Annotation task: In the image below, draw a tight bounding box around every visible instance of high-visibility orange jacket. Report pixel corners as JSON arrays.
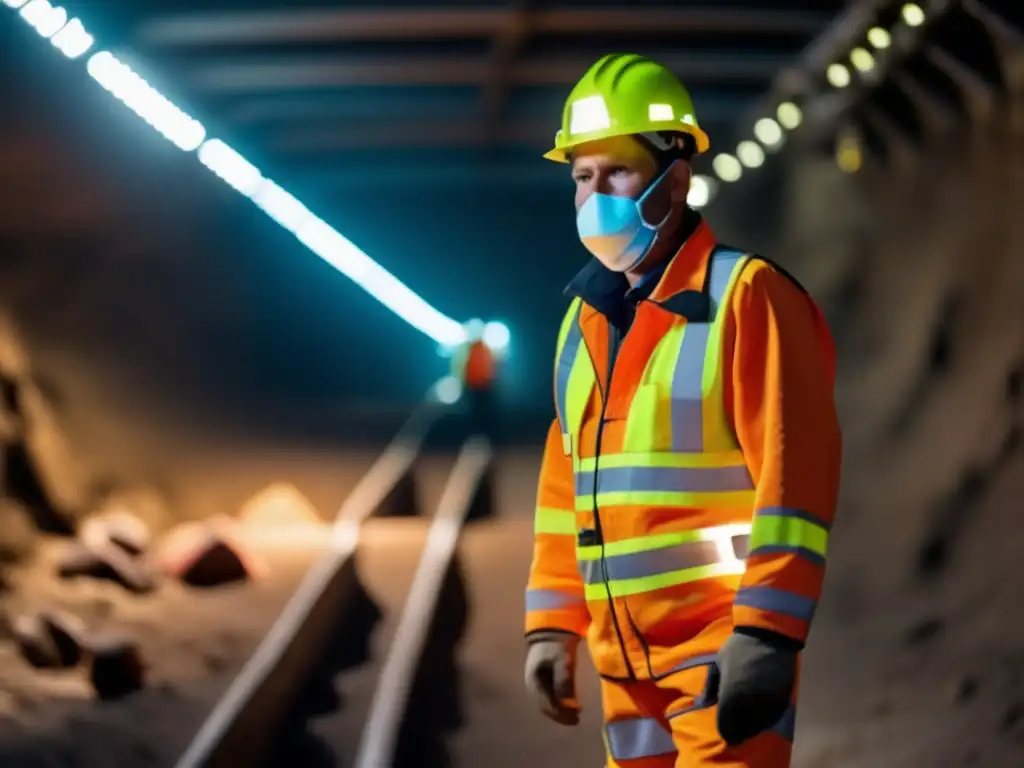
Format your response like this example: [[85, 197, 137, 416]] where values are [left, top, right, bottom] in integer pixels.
[[453, 339, 496, 390], [525, 220, 842, 681]]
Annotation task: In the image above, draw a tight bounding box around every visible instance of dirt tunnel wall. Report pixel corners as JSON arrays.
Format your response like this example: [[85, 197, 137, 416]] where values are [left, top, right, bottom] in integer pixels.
[[709, 18, 1024, 764]]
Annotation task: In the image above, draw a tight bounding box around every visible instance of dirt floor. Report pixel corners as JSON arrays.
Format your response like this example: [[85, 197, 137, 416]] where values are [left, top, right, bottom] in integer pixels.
[[0, 312, 1022, 768], [0, 329, 401, 766], [0, 534, 324, 767]]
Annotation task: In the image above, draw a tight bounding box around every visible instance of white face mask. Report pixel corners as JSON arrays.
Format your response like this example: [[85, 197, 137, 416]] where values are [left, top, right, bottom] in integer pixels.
[[575, 161, 677, 272]]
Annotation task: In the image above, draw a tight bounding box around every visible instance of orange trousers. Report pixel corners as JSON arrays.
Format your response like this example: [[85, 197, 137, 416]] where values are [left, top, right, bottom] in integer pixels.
[[598, 621, 796, 767]]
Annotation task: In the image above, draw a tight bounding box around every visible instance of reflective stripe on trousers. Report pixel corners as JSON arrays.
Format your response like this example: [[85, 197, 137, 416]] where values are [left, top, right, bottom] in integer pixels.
[[606, 717, 676, 761], [605, 707, 797, 762]]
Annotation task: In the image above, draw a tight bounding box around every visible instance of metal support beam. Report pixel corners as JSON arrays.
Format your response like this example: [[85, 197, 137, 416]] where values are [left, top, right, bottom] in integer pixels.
[[480, 1, 536, 148], [180, 52, 787, 94], [291, 160, 570, 192], [257, 116, 735, 153], [219, 88, 748, 128], [263, 119, 570, 153], [135, 8, 835, 47]]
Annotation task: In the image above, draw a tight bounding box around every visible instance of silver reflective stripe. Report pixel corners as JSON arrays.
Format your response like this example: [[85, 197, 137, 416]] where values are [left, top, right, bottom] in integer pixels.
[[773, 706, 797, 742], [708, 249, 744, 317], [734, 586, 817, 621], [525, 588, 585, 612], [732, 534, 750, 559], [669, 322, 708, 452], [555, 301, 584, 437], [574, 464, 754, 497], [669, 247, 745, 452], [605, 717, 675, 760], [579, 540, 722, 585]]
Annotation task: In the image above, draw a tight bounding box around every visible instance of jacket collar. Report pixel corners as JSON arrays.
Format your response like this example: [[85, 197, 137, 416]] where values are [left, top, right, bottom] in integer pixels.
[[564, 212, 717, 323]]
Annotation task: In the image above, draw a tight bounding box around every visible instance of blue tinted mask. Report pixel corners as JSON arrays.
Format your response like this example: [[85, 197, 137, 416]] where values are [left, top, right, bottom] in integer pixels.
[[575, 161, 677, 273]]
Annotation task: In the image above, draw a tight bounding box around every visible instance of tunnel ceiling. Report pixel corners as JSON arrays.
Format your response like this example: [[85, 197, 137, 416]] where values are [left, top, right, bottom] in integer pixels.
[[84, 0, 848, 189], [9, 1, 1017, 230]]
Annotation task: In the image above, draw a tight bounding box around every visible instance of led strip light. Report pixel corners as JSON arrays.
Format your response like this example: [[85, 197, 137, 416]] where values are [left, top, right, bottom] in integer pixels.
[[3, 0, 516, 352]]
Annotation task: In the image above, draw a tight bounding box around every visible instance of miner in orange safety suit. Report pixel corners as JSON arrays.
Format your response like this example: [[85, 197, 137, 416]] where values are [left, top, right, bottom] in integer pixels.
[[523, 54, 842, 767], [452, 334, 498, 439]]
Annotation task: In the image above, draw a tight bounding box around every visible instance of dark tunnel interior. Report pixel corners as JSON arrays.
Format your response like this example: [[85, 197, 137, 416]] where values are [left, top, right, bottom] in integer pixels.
[[0, 2, 1022, 766]]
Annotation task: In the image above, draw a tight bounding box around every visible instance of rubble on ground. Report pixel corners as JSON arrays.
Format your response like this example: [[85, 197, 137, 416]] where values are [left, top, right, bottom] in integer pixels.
[[155, 516, 266, 587], [1, 310, 91, 535], [0, 308, 300, 727], [85, 634, 146, 701], [11, 609, 86, 670], [239, 481, 322, 528], [0, 499, 36, 564]]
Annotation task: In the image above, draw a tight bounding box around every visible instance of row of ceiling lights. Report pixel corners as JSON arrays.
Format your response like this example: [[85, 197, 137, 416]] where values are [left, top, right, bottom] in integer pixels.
[[689, 2, 928, 208], [3, 0, 476, 347], [8, 0, 918, 230]]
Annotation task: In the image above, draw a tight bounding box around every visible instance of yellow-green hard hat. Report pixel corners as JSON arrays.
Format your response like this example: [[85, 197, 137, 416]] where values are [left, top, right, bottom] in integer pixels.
[[544, 53, 711, 163]]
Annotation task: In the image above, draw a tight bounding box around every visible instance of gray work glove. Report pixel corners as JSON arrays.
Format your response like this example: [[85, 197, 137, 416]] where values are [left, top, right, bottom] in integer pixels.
[[524, 630, 581, 726], [709, 629, 799, 746]]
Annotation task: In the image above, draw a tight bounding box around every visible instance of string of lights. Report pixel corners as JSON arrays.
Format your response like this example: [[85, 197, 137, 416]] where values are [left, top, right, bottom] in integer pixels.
[[2, 0, 505, 352], [692, 2, 937, 209]]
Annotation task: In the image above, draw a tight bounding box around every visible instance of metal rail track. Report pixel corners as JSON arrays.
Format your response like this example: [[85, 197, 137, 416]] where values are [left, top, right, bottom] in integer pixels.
[[173, 389, 493, 768]]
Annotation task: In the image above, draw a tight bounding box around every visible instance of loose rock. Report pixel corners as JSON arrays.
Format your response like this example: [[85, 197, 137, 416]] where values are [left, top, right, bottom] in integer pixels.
[[0, 497, 38, 564], [239, 482, 322, 527], [12, 609, 86, 669], [80, 508, 151, 557], [85, 634, 145, 701], [55, 539, 156, 594], [156, 519, 265, 587], [56, 541, 106, 579], [85, 484, 169, 542]]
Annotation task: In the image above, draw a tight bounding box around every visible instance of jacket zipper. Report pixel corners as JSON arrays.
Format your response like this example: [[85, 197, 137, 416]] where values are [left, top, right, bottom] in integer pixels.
[[589, 321, 637, 681]]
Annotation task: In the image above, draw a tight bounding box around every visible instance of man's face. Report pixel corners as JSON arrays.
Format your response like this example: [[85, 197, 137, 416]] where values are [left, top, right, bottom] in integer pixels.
[[571, 136, 658, 211], [570, 135, 693, 275]]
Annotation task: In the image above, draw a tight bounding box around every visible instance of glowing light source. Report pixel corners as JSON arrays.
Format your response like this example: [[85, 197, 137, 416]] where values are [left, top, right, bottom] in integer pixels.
[[2, 2, 474, 348], [826, 63, 851, 88], [687, 175, 712, 208], [50, 17, 92, 58], [712, 154, 742, 182], [867, 26, 891, 50], [850, 47, 875, 73], [482, 321, 510, 352], [86, 52, 206, 151], [434, 376, 463, 405], [19, 0, 66, 38], [753, 117, 783, 148], [736, 141, 765, 169], [776, 102, 803, 131], [901, 3, 925, 27], [836, 135, 863, 174]]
